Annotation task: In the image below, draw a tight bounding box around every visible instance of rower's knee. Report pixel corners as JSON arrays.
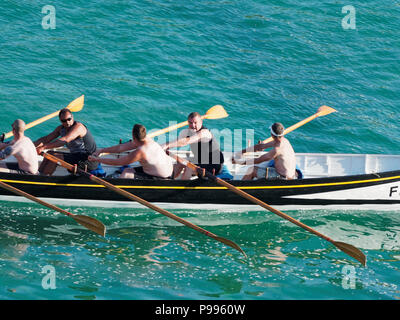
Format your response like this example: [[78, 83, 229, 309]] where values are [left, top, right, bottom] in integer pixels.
[[120, 168, 135, 179]]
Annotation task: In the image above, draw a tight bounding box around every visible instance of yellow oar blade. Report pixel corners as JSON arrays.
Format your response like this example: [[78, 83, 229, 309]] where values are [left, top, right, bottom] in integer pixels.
[[3, 95, 85, 140], [203, 105, 229, 120], [317, 105, 337, 117], [66, 95, 85, 112], [147, 104, 228, 139], [258, 105, 337, 144]]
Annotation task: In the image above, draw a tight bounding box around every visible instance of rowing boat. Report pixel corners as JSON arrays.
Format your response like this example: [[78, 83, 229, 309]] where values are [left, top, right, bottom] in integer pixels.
[[1, 151, 400, 211]]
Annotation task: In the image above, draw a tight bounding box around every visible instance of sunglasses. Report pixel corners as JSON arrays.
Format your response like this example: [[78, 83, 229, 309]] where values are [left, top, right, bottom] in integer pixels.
[[60, 117, 72, 123]]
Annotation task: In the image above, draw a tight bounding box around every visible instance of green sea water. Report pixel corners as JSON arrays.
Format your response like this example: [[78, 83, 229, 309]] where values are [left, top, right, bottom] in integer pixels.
[[0, 0, 399, 300]]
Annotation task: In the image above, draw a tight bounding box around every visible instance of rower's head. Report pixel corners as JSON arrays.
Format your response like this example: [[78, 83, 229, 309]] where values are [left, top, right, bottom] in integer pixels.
[[132, 124, 147, 142], [188, 112, 202, 132], [59, 109, 74, 128], [270, 122, 285, 140], [12, 119, 26, 135]]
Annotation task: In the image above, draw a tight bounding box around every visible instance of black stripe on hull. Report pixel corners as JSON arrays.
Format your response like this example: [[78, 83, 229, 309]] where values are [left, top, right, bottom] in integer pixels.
[[1, 170, 400, 206]]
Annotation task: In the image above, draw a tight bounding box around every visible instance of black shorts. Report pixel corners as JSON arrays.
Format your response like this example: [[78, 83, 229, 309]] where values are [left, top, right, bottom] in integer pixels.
[[196, 163, 223, 175], [133, 166, 172, 180], [62, 152, 99, 172], [6, 162, 31, 174]]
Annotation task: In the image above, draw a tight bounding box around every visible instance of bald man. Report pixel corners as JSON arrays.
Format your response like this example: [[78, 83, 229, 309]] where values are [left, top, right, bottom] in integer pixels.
[[0, 120, 38, 174]]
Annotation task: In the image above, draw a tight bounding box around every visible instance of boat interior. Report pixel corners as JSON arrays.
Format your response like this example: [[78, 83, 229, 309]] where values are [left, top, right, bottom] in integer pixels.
[[3, 150, 400, 180]]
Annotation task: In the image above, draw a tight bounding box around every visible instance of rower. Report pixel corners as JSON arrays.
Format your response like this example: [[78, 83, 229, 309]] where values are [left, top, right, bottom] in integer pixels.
[[232, 122, 297, 180], [0, 119, 38, 174], [34, 108, 98, 175], [89, 124, 174, 179], [162, 112, 224, 179]]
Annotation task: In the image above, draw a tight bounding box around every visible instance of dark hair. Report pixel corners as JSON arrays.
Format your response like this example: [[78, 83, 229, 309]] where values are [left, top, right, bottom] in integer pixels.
[[59, 108, 72, 118], [271, 122, 284, 136], [132, 124, 146, 141], [188, 112, 201, 120]]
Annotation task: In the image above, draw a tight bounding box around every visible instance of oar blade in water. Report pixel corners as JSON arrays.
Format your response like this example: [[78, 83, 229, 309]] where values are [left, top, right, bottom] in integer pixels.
[[334, 241, 366, 266], [73, 215, 106, 237], [214, 236, 247, 259]]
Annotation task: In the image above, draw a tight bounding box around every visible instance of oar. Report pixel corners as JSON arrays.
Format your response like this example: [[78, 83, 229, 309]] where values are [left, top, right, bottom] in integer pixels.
[[169, 153, 366, 266], [1, 95, 85, 142], [261, 105, 337, 144], [147, 105, 228, 139], [41, 152, 247, 258], [0, 179, 106, 236]]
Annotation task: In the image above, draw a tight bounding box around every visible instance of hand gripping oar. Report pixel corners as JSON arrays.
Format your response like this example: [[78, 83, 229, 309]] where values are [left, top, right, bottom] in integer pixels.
[[1, 95, 85, 142], [41, 152, 247, 258], [0, 179, 106, 236], [169, 153, 366, 266], [147, 105, 228, 139]]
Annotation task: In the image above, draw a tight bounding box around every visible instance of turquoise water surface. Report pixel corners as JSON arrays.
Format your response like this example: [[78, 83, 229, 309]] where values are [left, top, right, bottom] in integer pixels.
[[0, 1, 399, 300]]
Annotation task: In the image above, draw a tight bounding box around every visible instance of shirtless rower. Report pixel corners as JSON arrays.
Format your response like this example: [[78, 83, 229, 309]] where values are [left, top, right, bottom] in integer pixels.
[[232, 122, 296, 180], [0, 119, 38, 174], [88, 124, 174, 179]]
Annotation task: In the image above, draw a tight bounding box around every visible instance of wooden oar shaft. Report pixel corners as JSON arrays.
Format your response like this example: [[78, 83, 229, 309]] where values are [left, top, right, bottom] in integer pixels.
[[42, 152, 246, 257], [4, 95, 84, 140], [172, 154, 366, 265], [261, 106, 336, 144], [147, 105, 227, 139], [0, 179, 72, 217], [147, 120, 190, 139], [0, 179, 106, 236], [215, 176, 334, 243]]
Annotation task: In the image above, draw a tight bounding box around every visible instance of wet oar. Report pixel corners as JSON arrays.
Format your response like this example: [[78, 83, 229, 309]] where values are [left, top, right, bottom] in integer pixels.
[[0, 179, 105, 236], [147, 105, 228, 139], [170, 153, 366, 266], [41, 152, 246, 258], [1, 95, 85, 142]]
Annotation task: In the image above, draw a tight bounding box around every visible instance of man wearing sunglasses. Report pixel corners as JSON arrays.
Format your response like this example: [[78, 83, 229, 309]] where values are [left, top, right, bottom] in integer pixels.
[[34, 108, 98, 175]]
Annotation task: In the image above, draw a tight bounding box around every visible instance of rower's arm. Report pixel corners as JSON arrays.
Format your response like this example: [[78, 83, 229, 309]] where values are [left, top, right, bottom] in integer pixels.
[[91, 149, 142, 166], [237, 141, 274, 155], [97, 140, 137, 155], [0, 145, 14, 160], [34, 126, 61, 147], [40, 124, 86, 150], [234, 149, 276, 166], [163, 132, 205, 150]]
